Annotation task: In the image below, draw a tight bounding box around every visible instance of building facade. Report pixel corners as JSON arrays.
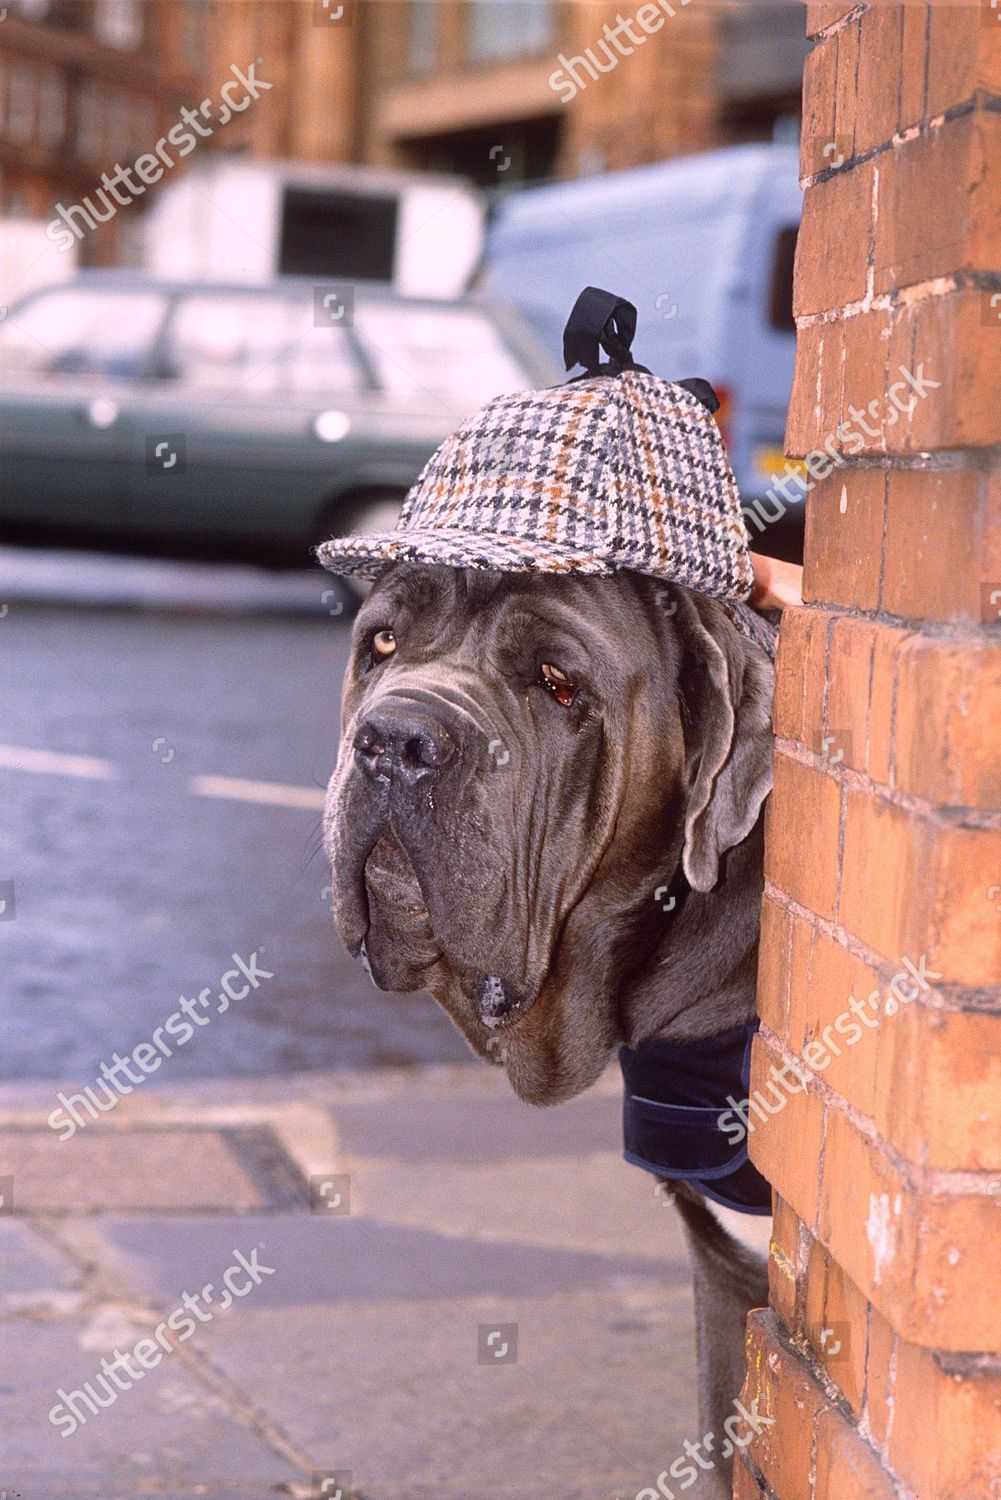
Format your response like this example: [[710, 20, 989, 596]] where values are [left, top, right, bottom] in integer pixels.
[[0, 0, 806, 268]]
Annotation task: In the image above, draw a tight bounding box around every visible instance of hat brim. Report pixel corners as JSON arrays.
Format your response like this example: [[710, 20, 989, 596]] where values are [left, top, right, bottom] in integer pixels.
[[317, 525, 616, 581]]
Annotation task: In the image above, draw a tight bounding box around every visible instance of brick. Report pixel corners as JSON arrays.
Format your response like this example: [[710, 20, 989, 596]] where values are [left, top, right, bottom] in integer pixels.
[[891, 634, 1001, 807], [749, 1029, 827, 1231], [854, 5, 904, 154], [807, 4, 854, 39], [799, 927, 884, 1120], [866, 621, 908, 786], [931, 823, 1001, 988], [816, 1105, 1001, 1350], [886, 289, 1001, 452], [768, 1219, 798, 1330], [887, 1338, 1001, 1498], [863, 1305, 896, 1450], [765, 753, 842, 921], [899, 3, 929, 130], [786, 319, 845, 459], [816, 1108, 912, 1323], [881, 468, 996, 624], [826, 616, 876, 772], [840, 794, 1001, 986], [805, 1241, 868, 1412], [833, 14, 860, 163], [742, 1308, 833, 1500], [839, 309, 892, 452], [794, 161, 874, 317], [772, 606, 833, 743], [876, 1002, 1001, 1171], [757, 892, 792, 1034], [874, 112, 1001, 292], [815, 1406, 901, 1500], [801, 36, 839, 180], [839, 788, 935, 960], [772, 1192, 803, 1279], [912, 1191, 1001, 1350], [732, 1457, 767, 1500], [785, 909, 816, 1057], [977, 13, 1001, 93], [803, 469, 885, 612], [926, 4, 982, 118]]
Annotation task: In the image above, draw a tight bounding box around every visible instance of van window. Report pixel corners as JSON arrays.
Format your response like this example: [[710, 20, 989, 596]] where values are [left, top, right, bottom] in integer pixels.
[[0, 287, 167, 378], [768, 226, 798, 333]]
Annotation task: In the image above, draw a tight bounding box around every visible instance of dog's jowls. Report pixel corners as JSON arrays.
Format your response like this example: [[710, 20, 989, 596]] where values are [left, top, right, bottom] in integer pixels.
[[325, 562, 774, 1494]]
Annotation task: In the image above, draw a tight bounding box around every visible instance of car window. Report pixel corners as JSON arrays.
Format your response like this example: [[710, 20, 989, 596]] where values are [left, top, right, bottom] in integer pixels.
[[354, 303, 532, 404], [768, 226, 798, 333], [163, 293, 364, 394], [0, 287, 168, 379]]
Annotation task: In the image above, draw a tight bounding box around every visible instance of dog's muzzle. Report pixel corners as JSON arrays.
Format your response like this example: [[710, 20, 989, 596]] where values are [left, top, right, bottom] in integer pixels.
[[344, 694, 529, 1026], [353, 700, 456, 787]]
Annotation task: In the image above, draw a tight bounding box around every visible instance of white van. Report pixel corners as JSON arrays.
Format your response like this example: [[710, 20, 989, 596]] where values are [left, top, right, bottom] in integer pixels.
[[481, 144, 802, 531], [140, 159, 485, 301]]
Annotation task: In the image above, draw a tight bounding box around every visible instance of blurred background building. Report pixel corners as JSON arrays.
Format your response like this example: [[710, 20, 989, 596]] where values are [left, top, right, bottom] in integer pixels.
[[0, 0, 808, 267]]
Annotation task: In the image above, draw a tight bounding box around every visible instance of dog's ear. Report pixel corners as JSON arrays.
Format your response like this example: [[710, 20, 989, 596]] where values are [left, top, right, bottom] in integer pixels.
[[673, 594, 774, 893]]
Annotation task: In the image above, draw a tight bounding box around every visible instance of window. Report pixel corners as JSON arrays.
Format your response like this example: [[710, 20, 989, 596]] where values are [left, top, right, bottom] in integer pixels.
[[468, 0, 554, 62], [279, 188, 399, 282], [4, 64, 35, 146], [408, 0, 437, 75], [353, 304, 531, 405], [768, 226, 797, 333], [36, 71, 67, 150], [0, 289, 168, 379], [93, 0, 143, 50], [180, 0, 210, 71], [162, 294, 364, 394]]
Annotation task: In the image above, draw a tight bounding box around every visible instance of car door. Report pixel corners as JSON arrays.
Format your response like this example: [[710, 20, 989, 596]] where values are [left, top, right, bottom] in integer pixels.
[[0, 284, 171, 533], [122, 287, 371, 547]]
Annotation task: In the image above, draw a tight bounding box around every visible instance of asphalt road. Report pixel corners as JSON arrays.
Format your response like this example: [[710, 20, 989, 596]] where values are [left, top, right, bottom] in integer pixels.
[[0, 549, 471, 1083]]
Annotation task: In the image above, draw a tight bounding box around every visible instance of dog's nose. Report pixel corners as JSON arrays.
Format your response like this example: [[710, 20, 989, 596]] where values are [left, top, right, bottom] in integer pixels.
[[353, 703, 455, 786]]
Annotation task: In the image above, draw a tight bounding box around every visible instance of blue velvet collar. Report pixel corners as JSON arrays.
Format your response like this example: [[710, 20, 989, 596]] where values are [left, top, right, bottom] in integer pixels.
[[619, 1019, 772, 1215]]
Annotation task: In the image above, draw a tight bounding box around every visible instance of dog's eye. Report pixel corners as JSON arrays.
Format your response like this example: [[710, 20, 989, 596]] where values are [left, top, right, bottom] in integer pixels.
[[371, 629, 397, 661], [540, 662, 577, 708]]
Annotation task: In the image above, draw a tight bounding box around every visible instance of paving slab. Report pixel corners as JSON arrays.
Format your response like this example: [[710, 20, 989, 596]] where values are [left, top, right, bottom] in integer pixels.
[[0, 1064, 703, 1499], [0, 1124, 308, 1213], [0, 1319, 298, 1494], [0, 1218, 82, 1299]]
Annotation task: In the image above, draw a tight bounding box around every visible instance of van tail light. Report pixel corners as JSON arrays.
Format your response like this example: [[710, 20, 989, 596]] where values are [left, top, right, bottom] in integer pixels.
[[712, 383, 733, 452]]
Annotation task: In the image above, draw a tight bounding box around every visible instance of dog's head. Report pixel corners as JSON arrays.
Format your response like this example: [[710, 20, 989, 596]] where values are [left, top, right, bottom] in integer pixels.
[[325, 564, 773, 1105]]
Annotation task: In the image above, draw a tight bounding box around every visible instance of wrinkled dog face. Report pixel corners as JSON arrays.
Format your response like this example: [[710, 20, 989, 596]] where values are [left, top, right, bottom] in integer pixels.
[[325, 564, 772, 1105]]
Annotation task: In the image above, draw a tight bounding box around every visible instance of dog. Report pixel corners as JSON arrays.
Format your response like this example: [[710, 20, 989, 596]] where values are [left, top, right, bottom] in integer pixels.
[[324, 559, 775, 1495]]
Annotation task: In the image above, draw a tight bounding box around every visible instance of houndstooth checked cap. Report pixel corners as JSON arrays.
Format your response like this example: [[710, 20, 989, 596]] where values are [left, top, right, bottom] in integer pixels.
[[318, 289, 754, 603]]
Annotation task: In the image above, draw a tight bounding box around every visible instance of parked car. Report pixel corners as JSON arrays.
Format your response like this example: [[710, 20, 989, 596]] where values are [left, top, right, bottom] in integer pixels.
[[0, 272, 558, 566], [480, 143, 805, 560]]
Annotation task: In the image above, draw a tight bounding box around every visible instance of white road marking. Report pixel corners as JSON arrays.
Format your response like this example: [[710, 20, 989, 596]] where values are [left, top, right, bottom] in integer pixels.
[[0, 744, 326, 809], [0, 744, 116, 780], [188, 774, 326, 810]]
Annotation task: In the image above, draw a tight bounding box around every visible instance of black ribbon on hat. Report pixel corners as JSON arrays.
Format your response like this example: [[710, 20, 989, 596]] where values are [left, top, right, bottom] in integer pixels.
[[562, 285, 721, 414]]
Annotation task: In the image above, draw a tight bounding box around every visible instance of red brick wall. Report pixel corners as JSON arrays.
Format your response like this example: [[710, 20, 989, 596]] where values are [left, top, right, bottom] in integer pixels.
[[737, 6, 1001, 1498]]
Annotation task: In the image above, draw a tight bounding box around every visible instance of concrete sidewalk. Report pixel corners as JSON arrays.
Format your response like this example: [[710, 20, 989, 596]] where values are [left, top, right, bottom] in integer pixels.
[[0, 1065, 700, 1500]]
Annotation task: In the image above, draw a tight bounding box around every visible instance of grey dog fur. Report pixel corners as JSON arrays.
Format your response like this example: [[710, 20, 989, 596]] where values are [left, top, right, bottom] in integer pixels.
[[325, 563, 774, 1493]]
